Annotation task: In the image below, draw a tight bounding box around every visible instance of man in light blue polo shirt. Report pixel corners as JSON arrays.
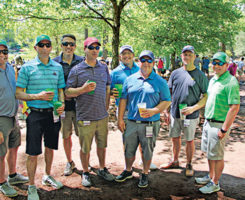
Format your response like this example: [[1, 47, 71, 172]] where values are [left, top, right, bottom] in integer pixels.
[[16, 35, 65, 200], [115, 50, 171, 188]]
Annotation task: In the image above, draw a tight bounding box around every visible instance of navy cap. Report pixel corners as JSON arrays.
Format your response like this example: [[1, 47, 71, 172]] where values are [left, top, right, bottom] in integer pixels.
[[139, 50, 155, 61], [182, 45, 195, 53], [119, 45, 134, 54]]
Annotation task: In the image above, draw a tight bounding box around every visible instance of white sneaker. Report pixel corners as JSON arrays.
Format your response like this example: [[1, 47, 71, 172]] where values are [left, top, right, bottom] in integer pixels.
[[28, 185, 39, 200], [139, 160, 158, 170], [42, 175, 63, 189], [64, 161, 75, 176]]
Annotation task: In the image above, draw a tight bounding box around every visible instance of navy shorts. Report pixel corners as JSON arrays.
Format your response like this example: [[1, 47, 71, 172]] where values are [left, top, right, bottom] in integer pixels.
[[26, 110, 61, 156]]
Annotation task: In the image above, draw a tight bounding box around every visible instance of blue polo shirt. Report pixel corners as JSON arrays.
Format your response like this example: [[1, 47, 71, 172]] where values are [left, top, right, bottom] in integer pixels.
[[110, 62, 139, 106], [0, 63, 18, 117], [66, 60, 111, 121], [121, 71, 171, 121], [17, 56, 66, 109]]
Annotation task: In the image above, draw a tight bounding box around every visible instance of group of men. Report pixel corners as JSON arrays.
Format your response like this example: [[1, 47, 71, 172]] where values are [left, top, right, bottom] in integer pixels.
[[0, 34, 240, 200]]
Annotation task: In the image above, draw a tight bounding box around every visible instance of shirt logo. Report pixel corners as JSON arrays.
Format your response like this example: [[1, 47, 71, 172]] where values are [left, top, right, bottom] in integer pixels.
[[53, 72, 57, 76]]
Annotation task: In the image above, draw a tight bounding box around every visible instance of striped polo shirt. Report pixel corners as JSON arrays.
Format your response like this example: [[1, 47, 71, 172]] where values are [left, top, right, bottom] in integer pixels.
[[17, 56, 66, 109], [205, 71, 240, 121], [66, 60, 111, 121]]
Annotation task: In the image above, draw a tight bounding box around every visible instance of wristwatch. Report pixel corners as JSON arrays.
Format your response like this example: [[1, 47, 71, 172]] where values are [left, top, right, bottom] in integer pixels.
[[220, 128, 227, 134]]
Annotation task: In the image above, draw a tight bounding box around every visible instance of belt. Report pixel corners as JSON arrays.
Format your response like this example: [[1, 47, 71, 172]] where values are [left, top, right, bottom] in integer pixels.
[[30, 107, 53, 113], [206, 119, 224, 123], [128, 119, 158, 124]]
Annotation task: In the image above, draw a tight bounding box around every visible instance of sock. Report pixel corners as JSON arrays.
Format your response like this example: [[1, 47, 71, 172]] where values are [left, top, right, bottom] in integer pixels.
[[0, 181, 7, 185], [9, 173, 17, 178]]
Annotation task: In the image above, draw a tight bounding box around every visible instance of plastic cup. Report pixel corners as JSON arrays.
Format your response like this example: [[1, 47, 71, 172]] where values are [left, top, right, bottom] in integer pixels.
[[45, 88, 55, 102], [179, 103, 187, 120], [87, 80, 96, 95], [137, 102, 146, 118], [53, 101, 63, 115], [114, 84, 123, 98]]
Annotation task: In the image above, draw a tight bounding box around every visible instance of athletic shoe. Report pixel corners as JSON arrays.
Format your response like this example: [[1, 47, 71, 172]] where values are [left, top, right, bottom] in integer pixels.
[[195, 174, 211, 185], [8, 173, 29, 185], [82, 172, 92, 187], [138, 173, 148, 188], [64, 161, 75, 176], [139, 160, 158, 170], [0, 182, 18, 197], [42, 175, 63, 189], [28, 185, 39, 200], [185, 163, 194, 177], [97, 167, 114, 181], [199, 180, 220, 194], [160, 160, 179, 169], [115, 170, 133, 182]]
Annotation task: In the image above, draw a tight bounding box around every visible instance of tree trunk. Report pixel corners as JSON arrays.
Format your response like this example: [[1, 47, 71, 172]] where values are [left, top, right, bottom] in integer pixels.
[[111, 27, 120, 69], [55, 36, 59, 56], [171, 52, 176, 70], [84, 28, 88, 39], [102, 28, 108, 59]]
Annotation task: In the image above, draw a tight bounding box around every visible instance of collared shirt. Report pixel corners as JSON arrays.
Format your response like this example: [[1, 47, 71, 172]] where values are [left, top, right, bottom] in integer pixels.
[[53, 53, 84, 111], [66, 60, 111, 121], [110, 62, 139, 106], [0, 63, 18, 117], [17, 56, 66, 109], [121, 71, 171, 121], [205, 71, 240, 121]]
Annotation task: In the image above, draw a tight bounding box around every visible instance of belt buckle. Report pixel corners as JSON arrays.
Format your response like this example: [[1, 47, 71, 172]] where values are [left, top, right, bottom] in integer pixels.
[[40, 109, 44, 112]]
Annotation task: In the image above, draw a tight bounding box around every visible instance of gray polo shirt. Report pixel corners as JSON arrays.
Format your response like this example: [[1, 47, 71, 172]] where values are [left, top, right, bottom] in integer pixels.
[[66, 60, 111, 121], [0, 63, 18, 117]]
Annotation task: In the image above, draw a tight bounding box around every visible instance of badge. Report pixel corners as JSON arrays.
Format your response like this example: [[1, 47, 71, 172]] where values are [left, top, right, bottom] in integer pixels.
[[184, 119, 190, 127], [146, 126, 153, 137]]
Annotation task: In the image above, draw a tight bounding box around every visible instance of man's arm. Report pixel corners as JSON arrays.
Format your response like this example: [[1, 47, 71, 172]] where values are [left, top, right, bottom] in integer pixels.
[[141, 101, 171, 118], [106, 85, 110, 110], [16, 87, 53, 101], [65, 81, 96, 98], [118, 98, 127, 132]]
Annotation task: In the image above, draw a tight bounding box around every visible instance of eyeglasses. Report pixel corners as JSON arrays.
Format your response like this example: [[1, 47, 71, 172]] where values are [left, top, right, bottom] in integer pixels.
[[140, 58, 153, 63], [212, 61, 225, 66], [0, 49, 8, 55], [62, 42, 75, 47], [37, 43, 52, 48], [87, 46, 100, 50]]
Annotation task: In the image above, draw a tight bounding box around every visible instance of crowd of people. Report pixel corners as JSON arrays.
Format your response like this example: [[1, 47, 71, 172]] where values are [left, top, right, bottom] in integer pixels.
[[0, 34, 241, 200]]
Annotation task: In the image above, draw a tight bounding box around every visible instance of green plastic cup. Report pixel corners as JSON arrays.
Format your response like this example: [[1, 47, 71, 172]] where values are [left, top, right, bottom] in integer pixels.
[[87, 80, 96, 95], [114, 84, 123, 98], [179, 103, 187, 120], [53, 101, 63, 115]]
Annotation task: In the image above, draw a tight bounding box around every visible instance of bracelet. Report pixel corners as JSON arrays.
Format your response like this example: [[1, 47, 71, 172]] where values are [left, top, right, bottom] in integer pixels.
[[220, 128, 227, 134]]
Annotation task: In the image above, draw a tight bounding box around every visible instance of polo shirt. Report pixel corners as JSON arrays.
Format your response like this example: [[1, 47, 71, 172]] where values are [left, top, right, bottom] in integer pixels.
[[168, 67, 208, 119], [0, 63, 18, 117], [66, 60, 111, 121], [53, 53, 84, 111], [110, 62, 139, 106], [121, 71, 171, 121], [17, 56, 66, 109], [202, 59, 210, 70], [205, 71, 240, 121]]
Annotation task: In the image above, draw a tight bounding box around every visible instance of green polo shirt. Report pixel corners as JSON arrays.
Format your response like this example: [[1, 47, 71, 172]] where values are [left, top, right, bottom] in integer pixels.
[[205, 71, 240, 121]]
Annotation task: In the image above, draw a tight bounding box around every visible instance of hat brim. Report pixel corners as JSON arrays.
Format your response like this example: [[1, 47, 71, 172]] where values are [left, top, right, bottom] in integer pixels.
[[139, 54, 154, 60]]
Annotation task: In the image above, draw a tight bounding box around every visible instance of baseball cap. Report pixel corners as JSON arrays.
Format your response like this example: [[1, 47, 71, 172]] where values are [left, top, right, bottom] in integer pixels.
[[84, 37, 101, 48], [212, 52, 229, 63], [35, 35, 51, 45], [119, 45, 134, 54], [0, 40, 8, 49], [139, 50, 155, 61], [182, 45, 195, 53]]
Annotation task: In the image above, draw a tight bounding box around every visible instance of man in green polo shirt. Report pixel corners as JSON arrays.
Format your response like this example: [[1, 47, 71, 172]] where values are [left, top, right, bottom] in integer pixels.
[[195, 52, 240, 194]]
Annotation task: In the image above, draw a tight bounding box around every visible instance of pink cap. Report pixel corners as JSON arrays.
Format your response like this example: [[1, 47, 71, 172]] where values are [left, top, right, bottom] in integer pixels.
[[84, 37, 101, 48]]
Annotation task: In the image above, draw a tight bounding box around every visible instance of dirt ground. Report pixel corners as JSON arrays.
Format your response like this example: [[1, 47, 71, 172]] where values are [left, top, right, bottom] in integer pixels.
[[1, 77, 245, 200]]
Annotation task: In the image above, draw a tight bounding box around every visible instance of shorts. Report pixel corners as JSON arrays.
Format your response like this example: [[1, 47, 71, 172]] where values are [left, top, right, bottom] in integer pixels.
[[201, 120, 230, 160], [238, 69, 243, 76], [77, 117, 108, 154], [123, 120, 160, 161], [169, 115, 199, 141], [26, 110, 61, 156], [0, 116, 21, 157], [61, 111, 78, 139]]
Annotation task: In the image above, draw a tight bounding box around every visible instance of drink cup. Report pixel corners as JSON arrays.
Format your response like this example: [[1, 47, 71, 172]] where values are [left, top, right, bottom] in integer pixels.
[[114, 84, 123, 98], [138, 102, 146, 118], [87, 80, 96, 95], [53, 101, 63, 115], [45, 88, 55, 102], [179, 103, 187, 120]]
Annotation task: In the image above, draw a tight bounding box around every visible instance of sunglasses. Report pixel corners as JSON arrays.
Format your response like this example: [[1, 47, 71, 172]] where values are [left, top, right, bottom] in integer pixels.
[[0, 49, 8, 55], [140, 58, 153, 63], [212, 61, 225, 66], [37, 43, 52, 48], [62, 42, 75, 47], [87, 46, 100, 50]]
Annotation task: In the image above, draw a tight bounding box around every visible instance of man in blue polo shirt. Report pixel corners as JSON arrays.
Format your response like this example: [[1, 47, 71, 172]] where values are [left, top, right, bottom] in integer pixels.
[[16, 35, 65, 200], [115, 50, 171, 188], [65, 37, 113, 187], [53, 34, 84, 176], [0, 40, 29, 198]]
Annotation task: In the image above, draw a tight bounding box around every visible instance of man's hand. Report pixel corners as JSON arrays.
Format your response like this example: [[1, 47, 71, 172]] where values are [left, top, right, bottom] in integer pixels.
[[111, 88, 119, 99], [0, 131, 4, 144], [218, 130, 226, 140], [162, 110, 170, 125], [82, 80, 96, 93], [181, 106, 195, 116], [140, 108, 156, 118], [118, 119, 125, 133], [38, 91, 55, 101], [56, 104, 65, 115]]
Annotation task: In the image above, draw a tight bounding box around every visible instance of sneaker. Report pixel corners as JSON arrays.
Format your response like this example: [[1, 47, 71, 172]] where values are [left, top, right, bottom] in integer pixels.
[[0, 182, 18, 197], [28, 185, 39, 200], [138, 173, 148, 188], [185, 163, 194, 177], [199, 180, 220, 194], [8, 173, 29, 185], [82, 172, 92, 187], [139, 160, 158, 170], [97, 167, 114, 181], [195, 174, 211, 185], [115, 170, 133, 182], [160, 160, 179, 169], [64, 161, 75, 176], [42, 175, 63, 189]]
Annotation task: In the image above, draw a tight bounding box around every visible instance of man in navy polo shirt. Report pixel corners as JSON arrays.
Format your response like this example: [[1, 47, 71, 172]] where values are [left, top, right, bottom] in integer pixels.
[[65, 37, 113, 187], [53, 34, 84, 176], [16, 35, 65, 200], [115, 50, 171, 188]]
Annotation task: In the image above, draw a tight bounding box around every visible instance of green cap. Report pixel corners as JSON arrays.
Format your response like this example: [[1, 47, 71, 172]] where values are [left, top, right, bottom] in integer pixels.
[[35, 34, 51, 45], [0, 40, 8, 49], [212, 52, 229, 63]]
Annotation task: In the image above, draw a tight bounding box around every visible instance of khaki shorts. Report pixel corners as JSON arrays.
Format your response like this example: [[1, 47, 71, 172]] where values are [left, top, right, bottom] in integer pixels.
[[0, 116, 21, 157], [169, 115, 199, 141], [77, 117, 108, 153], [201, 120, 230, 160], [61, 111, 78, 139]]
